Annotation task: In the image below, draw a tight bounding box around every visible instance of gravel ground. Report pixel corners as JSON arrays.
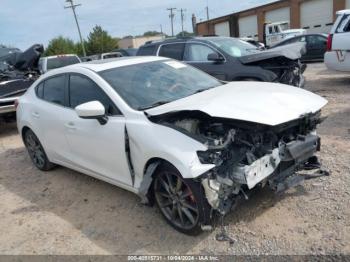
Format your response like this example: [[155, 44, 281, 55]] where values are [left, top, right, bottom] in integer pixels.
[[0, 63, 349, 255]]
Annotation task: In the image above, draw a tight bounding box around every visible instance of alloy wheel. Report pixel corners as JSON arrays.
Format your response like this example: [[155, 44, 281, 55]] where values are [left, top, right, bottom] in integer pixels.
[[25, 131, 46, 169], [154, 171, 199, 230]]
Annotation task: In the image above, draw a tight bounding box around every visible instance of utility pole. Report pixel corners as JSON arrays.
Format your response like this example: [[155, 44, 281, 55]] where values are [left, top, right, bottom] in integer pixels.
[[167, 8, 176, 37], [205, 6, 210, 35], [206, 6, 210, 21], [65, 0, 86, 57], [179, 8, 186, 37], [160, 24, 164, 38], [192, 14, 197, 35]]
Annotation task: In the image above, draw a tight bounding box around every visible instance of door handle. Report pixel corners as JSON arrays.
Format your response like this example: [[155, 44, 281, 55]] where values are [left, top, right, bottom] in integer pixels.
[[65, 122, 76, 130], [32, 112, 40, 118]]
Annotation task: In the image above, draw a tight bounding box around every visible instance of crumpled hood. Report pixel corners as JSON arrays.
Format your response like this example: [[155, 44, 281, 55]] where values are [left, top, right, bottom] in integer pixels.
[[239, 42, 306, 64], [145, 82, 328, 126]]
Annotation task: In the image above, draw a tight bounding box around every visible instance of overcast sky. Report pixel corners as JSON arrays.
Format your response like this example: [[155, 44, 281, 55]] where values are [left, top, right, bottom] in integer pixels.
[[0, 0, 277, 50]]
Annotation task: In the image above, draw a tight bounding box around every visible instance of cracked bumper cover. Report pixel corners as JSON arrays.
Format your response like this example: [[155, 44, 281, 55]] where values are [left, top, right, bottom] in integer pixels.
[[202, 134, 321, 211]]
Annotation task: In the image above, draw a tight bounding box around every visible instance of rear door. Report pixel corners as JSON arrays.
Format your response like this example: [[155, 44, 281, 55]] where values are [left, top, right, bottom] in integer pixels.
[[183, 42, 228, 81], [306, 35, 327, 60], [32, 75, 71, 162], [158, 43, 185, 61], [332, 14, 350, 50]]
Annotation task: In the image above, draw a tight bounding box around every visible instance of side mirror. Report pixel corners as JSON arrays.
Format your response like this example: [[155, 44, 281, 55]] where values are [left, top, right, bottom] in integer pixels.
[[207, 52, 224, 63], [75, 101, 108, 125]]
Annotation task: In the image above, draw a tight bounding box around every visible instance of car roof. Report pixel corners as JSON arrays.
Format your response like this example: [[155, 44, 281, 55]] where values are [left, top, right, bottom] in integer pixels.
[[42, 54, 79, 59], [63, 56, 168, 72], [337, 9, 350, 15], [141, 36, 234, 46]]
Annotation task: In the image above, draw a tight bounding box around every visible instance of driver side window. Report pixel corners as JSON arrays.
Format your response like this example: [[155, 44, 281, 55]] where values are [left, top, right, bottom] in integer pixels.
[[184, 43, 218, 62], [68, 74, 121, 116]]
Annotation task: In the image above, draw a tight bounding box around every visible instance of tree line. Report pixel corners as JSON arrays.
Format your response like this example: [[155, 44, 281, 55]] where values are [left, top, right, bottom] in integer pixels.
[[44, 25, 194, 57], [45, 25, 119, 56]]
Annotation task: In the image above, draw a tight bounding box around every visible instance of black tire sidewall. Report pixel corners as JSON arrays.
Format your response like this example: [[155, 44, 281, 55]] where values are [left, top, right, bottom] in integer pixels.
[[24, 129, 54, 171]]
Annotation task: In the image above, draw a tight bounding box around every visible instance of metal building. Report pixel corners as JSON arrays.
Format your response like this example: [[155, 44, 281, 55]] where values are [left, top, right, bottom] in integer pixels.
[[197, 0, 350, 41]]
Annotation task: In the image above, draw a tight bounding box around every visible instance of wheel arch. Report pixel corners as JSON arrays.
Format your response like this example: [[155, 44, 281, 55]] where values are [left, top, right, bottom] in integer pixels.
[[138, 157, 174, 205], [21, 126, 31, 141]]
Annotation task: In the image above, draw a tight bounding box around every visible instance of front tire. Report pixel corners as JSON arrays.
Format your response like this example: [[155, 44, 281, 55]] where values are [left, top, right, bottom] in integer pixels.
[[153, 163, 211, 235], [24, 129, 55, 171]]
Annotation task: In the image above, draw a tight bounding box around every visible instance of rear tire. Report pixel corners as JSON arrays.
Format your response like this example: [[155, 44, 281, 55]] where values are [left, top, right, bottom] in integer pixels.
[[24, 129, 55, 171], [153, 162, 212, 235]]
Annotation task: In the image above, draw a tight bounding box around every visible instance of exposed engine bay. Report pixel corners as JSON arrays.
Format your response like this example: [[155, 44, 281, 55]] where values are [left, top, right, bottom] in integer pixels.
[[150, 110, 326, 215]]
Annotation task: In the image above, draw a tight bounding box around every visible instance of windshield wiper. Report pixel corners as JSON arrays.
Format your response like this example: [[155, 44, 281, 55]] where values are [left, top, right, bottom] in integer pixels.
[[138, 100, 171, 110]]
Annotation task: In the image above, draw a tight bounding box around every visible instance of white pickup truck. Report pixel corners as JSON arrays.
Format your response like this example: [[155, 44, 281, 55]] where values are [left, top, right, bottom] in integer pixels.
[[325, 9, 350, 72], [264, 21, 306, 47]]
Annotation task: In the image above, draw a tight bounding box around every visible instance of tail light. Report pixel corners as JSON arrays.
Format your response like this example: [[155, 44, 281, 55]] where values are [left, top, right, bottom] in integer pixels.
[[14, 99, 19, 110], [326, 34, 333, 51]]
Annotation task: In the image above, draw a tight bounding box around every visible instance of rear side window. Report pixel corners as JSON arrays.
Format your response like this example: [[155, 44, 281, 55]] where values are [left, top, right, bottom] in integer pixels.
[[36, 82, 44, 98], [158, 43, 185, 60], [137, 45, 157, 55], [47, 56, 80, 70], [42, 75, 66, 106], [336, 15, 350, 33], [69, 74, 121, 116]]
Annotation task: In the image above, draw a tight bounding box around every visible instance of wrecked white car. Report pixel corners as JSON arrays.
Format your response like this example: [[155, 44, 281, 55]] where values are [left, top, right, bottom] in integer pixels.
[[17, 57, 328, 235]]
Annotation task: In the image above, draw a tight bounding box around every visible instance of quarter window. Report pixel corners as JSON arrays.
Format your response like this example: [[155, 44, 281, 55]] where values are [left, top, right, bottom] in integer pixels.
[[42, 75, 65, 106], [185, 43, 217, 62], [69, 74, 121, 116], [158, 43, 185, 60], [36, 82, 44, 99]]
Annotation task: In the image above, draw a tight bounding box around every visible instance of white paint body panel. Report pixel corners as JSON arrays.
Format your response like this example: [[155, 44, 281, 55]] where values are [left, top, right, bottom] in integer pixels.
[[16, 57, 327, 198], [325, 10, 350, 72], [146, 82, 328, 126], [300, 0, 333, 34], [214, 21, 230, 37], [239, 15, 258, 39]]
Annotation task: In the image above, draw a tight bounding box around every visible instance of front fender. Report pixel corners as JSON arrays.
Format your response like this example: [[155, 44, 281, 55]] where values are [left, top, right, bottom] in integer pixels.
[[126, 119, 215, 189]]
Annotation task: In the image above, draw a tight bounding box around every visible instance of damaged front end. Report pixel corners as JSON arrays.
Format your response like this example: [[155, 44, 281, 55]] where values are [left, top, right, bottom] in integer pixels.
[[239, 42, 307, 88], [150, 110, 328, 216]]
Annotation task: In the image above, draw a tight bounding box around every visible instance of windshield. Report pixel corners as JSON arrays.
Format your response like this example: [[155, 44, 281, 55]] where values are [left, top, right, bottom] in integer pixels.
[[47, 56, 80, 70], [99, 60, 221, 110], [208, 37, 260, 57]]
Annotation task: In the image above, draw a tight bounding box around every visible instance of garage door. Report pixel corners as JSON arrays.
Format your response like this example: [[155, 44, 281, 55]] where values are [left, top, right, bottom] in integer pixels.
[[214, 21, 230, 37], [300, 0, 333, 34], [238, 15, 258, 39], [265, 7, 290, 24], [346, 0, 350, 8]]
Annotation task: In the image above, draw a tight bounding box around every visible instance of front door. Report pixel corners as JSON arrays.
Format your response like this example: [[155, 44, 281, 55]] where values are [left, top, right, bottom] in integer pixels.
[[63, 74, 132, 186], [184, 42, 228, 81]]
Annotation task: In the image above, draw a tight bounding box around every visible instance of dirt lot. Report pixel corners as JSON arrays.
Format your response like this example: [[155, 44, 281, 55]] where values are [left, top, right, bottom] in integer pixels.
[[0, 63, 349, 255]]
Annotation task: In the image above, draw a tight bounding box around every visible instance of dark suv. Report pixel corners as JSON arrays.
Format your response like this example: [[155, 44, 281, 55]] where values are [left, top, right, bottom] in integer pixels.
[[137, 37, 306, 87]]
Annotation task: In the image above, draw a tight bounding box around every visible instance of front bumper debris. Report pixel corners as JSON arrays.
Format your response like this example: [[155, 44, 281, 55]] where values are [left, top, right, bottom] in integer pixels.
[[202, 134, 328, 215]]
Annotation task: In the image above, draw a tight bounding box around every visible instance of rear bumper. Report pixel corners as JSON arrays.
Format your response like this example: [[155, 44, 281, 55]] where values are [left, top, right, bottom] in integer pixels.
[[325, 51, 350, 72]]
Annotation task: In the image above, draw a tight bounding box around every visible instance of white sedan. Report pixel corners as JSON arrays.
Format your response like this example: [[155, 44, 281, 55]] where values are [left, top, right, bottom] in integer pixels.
[[17, 56, 327, 235]]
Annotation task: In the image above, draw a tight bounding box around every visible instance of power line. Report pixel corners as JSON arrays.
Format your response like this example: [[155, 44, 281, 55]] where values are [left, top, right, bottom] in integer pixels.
[[65, 0, 86, 57], [167, 8, 176, 37]]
